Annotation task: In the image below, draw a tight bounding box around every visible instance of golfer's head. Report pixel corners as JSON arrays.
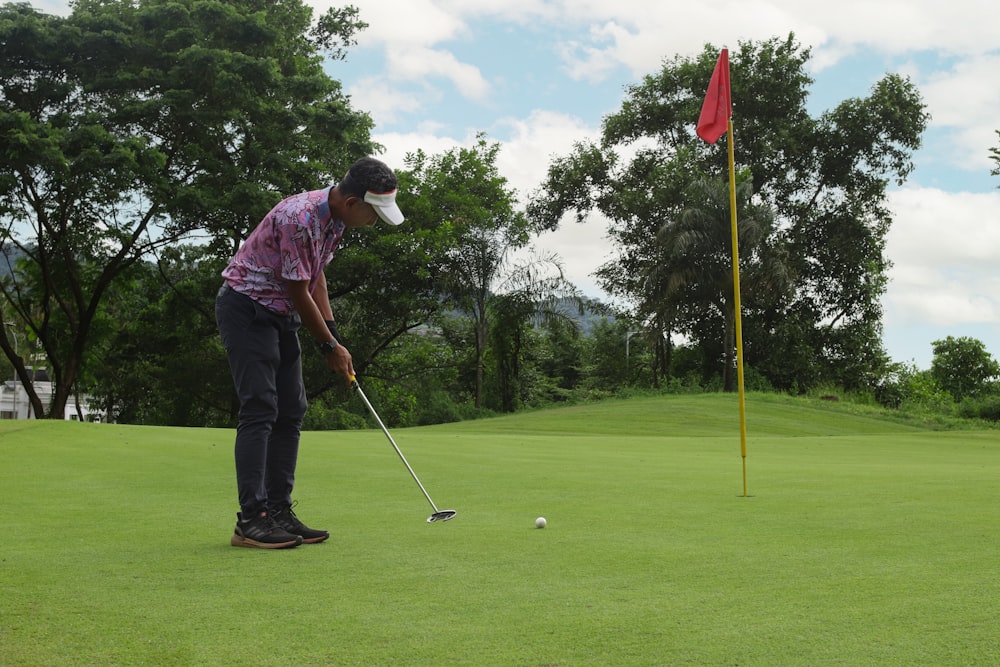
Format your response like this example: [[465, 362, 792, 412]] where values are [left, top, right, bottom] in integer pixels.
[[339, 157, 404, 227]]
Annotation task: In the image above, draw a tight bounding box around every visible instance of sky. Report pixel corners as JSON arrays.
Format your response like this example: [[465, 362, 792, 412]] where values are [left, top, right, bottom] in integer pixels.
[[39, 0, 1000, 369]]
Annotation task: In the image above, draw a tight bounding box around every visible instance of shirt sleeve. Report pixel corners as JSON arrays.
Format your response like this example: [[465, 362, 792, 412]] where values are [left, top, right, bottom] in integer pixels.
[[274, 207, 318, 283]]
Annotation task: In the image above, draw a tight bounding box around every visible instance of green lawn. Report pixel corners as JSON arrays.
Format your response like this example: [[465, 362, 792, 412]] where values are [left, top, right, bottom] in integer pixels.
[[1, 394, 998, 665]]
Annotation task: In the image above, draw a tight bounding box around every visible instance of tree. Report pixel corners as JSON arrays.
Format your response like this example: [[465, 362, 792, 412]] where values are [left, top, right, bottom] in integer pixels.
[[308, 163, 461, 401], [484, 266, 580, 412], [645, 176, 790, 391], [0, 0, 373, 418], [875, 361, 951, 411], [83, 246, 233, 425], [403, 136, 570, 409], [486, 291, 536, 412], [529, 34, 928, 393], [930, 336, 1000, 401], [534, 304, 587, 398]]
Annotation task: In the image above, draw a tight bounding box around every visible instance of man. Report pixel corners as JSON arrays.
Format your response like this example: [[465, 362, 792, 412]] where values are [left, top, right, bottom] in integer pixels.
[[216, 156, 404, 549]]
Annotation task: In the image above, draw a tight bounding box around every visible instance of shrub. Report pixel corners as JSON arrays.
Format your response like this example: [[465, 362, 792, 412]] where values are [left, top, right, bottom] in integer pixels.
[[876, 362, 952, 412], [303, 402, 368, 430], [958, 396, 1000, 422], [416, 391, 477, 425]]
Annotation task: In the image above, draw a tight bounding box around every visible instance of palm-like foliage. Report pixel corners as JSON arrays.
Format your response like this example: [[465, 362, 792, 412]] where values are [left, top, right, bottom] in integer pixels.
[[643, 177, 791, 390]]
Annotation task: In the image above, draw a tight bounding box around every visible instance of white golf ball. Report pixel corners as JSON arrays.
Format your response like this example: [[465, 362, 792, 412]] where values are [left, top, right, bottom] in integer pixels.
[[535, 517, 547, 529]]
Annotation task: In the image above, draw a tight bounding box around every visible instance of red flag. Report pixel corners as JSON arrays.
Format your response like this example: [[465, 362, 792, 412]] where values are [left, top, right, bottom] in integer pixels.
[[696, 49, 731, 144]]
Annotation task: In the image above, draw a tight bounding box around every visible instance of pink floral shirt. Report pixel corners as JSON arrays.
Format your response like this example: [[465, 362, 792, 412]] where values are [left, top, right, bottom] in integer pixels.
[[222, 186, 345, 315]]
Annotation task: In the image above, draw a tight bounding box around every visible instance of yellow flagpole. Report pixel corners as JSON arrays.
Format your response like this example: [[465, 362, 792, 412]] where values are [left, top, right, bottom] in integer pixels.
[[726, 117, 748, 497]]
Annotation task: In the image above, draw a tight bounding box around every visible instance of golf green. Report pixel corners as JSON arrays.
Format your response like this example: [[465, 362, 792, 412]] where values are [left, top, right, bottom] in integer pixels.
[[1, 394, 997, 665]]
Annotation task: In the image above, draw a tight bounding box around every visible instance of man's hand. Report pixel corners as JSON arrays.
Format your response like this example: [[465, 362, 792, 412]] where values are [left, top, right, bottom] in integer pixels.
[[322, 343, 355, 385], [287, 278, 354, 385]]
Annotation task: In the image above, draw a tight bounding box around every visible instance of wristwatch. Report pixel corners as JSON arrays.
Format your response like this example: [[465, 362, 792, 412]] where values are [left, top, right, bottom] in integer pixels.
[[318, 339, 338, 356]]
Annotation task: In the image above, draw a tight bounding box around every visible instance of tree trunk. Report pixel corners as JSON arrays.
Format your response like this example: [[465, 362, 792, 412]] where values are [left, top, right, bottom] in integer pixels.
[[15, 366, 46, 419], [474, 318, 486, 409]]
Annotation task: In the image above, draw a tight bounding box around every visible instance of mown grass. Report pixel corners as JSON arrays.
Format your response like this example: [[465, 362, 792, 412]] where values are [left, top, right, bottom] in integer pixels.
[[1, 394, 998, 665]]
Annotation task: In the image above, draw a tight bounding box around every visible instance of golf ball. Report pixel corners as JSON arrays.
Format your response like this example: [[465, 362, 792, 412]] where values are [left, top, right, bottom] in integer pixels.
[[535, 517, 547, 529]]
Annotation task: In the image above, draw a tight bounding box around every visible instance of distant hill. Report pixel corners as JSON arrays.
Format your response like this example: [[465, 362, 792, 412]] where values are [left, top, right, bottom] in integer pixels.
[[0, 243, 27, 278], [548, 295, 616, 335]]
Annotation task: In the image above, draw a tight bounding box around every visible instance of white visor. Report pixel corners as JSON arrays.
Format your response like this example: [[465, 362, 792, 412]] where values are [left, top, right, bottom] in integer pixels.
[[364, 189, 405, 226]]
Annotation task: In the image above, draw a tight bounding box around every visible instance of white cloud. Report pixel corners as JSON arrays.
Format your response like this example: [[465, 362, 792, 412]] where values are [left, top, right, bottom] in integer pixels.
[[493, 110, 597, 197], [32, 0, 70, 15], [888, 187, 1000, 266], [346, 48, 490, 128], [333, 0, 1000, 158], [521, 0, 1000, 80], [37, 0, 1000, 66], [377, 109, 599, 206], [347, 76, 425, 126], [885, 186, 1000, 326], [384, 47, 491, 102], [438, 0, 560, 21], [886, 259, 1000, 326], [917, 53, 1000, 172], [325, 0, 467, 48], [373, 111, 614, 297], [496, 111, 612, 295], [556, 33, 623, 84], [369, 130, 468, 170]]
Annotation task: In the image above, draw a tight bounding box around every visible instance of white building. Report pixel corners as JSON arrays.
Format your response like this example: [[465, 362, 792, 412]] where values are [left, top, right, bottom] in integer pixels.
[[0, 369, 105, 421]]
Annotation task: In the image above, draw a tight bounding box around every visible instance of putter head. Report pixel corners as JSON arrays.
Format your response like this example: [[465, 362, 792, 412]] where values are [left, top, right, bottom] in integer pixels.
[[427, 510, 457, 523]]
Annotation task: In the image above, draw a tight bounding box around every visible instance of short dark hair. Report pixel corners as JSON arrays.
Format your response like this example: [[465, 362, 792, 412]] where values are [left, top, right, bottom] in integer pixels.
[[340, 157, 398, 197]]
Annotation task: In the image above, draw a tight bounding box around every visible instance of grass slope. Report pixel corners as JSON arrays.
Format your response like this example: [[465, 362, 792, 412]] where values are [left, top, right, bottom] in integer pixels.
[[1, 394, 998, 666]]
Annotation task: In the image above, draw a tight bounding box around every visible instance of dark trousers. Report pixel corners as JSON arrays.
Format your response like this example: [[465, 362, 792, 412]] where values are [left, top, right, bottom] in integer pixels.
[[215, 286, 307, 513]]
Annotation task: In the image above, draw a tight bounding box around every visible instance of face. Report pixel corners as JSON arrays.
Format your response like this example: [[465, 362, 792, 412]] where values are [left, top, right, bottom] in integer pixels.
[[341, 196, 379, 228]]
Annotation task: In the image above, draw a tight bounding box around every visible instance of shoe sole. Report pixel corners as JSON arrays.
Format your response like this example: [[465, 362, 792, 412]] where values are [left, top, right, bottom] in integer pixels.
[[230, 534, 301, 549], [299, 534, 330, 544]]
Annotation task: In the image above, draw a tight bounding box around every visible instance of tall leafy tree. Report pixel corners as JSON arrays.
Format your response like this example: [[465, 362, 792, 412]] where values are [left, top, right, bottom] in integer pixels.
[[580, 317, 634, 391], [647, 176, 790, 391], [534, 304, 588, 398], [307, 163, 459, 400], [529, 34, 928, 392], [403, 136, 569, 409], [930, 335, 1000, 401], [0, 0, 373, 417], [484, 259, 580, 412], [84, 245, 233, 425], [486, 291, 536, 412]]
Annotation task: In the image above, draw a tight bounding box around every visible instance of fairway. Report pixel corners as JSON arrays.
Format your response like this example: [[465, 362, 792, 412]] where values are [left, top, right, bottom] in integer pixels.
[[1, 394, 998, 665]]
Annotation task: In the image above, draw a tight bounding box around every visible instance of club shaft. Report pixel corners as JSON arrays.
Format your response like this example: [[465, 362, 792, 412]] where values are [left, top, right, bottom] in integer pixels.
[[354, 384, 440, 513]]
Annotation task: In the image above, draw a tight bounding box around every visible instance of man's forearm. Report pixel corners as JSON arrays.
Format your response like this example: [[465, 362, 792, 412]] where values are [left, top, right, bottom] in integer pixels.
[[288, 280, 335, 345], [310, 271, 335, 322]]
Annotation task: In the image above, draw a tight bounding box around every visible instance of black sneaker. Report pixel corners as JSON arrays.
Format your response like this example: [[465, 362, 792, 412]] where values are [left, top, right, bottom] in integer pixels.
[[231, 510, 302, 549], [270, 503, 330, 544]]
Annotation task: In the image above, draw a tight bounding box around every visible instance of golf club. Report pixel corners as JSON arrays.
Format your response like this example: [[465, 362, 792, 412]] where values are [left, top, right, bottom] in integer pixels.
[[351, 376, 456, 523]]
